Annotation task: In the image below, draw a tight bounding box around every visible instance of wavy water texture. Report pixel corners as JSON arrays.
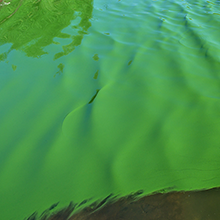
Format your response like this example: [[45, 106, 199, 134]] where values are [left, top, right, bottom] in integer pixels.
[[0, 0, 220, 219]]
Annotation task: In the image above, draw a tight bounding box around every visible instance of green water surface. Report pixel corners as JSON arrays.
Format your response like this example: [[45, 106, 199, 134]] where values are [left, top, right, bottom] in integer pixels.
[[0, 0, 220, 219]]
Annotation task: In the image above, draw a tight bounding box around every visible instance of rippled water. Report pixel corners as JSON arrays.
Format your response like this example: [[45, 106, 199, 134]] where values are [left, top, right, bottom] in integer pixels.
[[0, 0, 220, 219]]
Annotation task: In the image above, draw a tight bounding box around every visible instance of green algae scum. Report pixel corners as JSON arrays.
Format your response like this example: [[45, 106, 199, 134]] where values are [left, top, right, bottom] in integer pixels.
[[0, 0, 220, 219]]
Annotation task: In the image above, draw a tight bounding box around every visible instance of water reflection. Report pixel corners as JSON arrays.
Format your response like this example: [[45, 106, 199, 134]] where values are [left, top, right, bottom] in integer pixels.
[[0, 0, 93, 60]]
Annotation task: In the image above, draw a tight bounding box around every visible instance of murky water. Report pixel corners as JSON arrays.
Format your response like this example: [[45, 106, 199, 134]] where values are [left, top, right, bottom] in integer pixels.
[[0, 0, 220, 219]]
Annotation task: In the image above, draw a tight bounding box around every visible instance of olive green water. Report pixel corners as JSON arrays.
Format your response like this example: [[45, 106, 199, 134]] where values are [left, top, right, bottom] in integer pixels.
[[0, 0, 220, 219]]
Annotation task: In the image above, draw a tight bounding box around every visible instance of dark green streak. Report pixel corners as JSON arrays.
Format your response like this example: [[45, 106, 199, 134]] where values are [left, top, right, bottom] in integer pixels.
[[88, 89, 100, 104]]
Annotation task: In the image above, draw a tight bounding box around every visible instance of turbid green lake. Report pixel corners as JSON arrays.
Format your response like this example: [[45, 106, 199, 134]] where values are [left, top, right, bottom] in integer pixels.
[[0, 0, 220, 219]]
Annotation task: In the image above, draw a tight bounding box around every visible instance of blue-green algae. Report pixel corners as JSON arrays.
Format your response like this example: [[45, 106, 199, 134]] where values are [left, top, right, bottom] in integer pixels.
[[0, 0, 220, 219]]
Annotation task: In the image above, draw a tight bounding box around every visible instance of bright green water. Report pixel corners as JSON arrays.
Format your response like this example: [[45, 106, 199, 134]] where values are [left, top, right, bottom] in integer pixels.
[[0, 0, 220, 219]]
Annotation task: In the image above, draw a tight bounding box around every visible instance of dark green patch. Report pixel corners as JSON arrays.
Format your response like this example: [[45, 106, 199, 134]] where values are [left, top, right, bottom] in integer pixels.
[[128, 60, 132, 65], [12, 64, 17, 71], [93, 70, 99, 79], [54, 63, 64, 77], [92, 53, 99, 61]]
